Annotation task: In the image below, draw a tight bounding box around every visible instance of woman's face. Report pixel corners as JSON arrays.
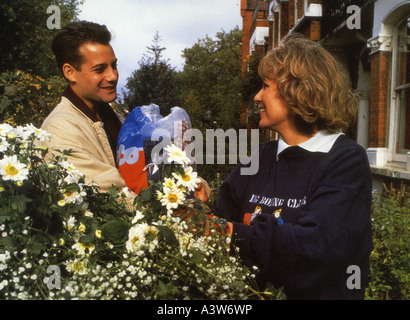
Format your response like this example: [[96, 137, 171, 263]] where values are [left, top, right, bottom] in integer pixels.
[[254, 78, 291, 133]]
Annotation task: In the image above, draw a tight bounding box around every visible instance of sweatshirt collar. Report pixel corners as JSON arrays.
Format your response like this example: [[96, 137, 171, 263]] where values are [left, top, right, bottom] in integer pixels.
[[277, 130, 344, 160]]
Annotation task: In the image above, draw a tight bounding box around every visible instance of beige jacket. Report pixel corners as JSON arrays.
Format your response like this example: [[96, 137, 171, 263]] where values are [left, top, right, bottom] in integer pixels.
[[41, 96, 128, 193]]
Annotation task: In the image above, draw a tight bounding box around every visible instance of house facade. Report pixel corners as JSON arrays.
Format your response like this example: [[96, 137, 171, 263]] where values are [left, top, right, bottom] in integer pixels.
[[240, 0, 410, 193]]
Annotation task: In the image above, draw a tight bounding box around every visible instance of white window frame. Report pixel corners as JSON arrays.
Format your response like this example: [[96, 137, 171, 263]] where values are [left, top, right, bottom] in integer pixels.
[[390, 15, 410, 163]]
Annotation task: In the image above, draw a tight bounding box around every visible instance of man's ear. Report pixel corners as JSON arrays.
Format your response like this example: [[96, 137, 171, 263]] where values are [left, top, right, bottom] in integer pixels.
[[62, 63, 77, 83]]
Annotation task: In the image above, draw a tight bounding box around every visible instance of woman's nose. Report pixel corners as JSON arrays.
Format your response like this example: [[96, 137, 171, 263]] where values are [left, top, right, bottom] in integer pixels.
[[254, 88, 263, 103]]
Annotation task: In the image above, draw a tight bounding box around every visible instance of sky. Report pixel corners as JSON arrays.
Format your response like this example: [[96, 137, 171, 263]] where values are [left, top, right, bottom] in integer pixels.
[[77, 0, 243, 95]]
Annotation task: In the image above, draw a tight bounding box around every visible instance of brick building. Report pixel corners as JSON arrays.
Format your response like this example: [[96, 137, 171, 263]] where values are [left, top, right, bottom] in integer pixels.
[[240, 0, 410, 193]]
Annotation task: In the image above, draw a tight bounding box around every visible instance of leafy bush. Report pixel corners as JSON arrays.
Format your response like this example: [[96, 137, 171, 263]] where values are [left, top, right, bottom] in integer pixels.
[[0, 123, 279, 300], [366, 183, 410, 300], [0, 70, 66, 126]]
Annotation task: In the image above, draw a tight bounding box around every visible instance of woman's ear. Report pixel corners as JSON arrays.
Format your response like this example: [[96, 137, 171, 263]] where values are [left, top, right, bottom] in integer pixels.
[[62, 63, 77, 83]]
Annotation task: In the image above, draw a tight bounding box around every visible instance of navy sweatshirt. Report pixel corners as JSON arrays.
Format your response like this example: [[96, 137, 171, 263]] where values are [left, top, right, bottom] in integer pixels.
[[213, 133, 373, 300]]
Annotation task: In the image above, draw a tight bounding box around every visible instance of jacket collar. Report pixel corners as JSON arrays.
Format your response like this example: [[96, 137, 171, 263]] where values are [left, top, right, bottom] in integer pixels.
[[62, 85, 122, 162], [62, 86, 105, 122]]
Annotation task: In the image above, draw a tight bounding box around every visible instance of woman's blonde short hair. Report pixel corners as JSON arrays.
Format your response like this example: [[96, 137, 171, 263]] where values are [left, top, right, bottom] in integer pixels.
[[258, 33, 358, 134]]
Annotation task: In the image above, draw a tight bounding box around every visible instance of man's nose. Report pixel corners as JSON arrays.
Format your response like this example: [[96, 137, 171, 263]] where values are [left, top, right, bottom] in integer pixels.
[[106, 67, 118, 82]]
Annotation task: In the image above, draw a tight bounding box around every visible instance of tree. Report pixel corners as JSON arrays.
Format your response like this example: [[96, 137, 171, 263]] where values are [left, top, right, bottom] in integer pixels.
[[125, 32, 179, 115], [0, 1, 81, 126], [179, 27, 242, 131], [0, 0, 81, 78], [241, 53, 263, 129], [177, 28, 243, 186]]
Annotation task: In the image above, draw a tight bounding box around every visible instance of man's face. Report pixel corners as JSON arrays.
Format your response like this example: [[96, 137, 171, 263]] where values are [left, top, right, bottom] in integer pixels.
[[69, 42, 119, 109]]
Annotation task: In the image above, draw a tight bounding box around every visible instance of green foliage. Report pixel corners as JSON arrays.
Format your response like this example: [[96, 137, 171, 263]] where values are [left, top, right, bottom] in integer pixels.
[[0, 1, 81, 127], [0, 0, 82, 78], [0, 1, 82, 127], [365, 183, 410, 300], [174, 28, 243, 187], [0, 124, 272, 300], [241, 54, 263, 128], [0, 70, 66, 126], [125, 32, 179, 115], [179, 27, 242, 131]]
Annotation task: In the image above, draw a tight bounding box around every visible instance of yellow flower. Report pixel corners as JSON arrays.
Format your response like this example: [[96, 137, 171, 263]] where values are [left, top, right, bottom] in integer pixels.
[[95, 229, 102, 238], [72, 242, 95, 256], [82, 209, 94, 217], [78, 223, 86, 232], [163, 177, 176, 189], [35, 145, 47, 151], [156, 190, 163, 200], [6, 133, 16, 141], [66, 259, 88, 275], [58, 238, 65, 246], [58, 200, 66, 207]]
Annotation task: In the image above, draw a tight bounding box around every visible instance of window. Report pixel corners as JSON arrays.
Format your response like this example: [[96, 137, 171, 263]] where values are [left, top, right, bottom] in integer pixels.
[[393, 16, 410, 161]]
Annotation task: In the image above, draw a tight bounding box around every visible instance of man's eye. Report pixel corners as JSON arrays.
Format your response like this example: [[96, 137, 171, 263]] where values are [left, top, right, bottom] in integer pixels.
[[95, 68, 105, 73]]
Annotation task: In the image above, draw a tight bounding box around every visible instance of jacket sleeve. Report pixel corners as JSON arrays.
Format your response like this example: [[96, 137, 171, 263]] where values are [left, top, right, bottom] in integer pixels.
[[228, 144, 373, 294]]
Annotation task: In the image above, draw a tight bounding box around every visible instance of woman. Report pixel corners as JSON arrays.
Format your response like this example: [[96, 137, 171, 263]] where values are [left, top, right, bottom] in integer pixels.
[[212, 34, 373, 299]]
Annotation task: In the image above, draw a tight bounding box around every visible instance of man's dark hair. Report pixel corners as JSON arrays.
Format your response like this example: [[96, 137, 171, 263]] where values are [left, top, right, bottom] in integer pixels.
[[52, 20, 112, 74]]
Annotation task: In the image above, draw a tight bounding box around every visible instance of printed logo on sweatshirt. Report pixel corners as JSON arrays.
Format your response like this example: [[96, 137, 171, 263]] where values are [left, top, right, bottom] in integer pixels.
[[248, 194, 307, 209]]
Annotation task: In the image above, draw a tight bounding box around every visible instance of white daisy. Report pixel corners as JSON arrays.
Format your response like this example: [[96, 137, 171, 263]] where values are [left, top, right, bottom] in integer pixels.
[[0, 123, 14, 137], [131, 210, 144, 224], [160, 186, 186, 211], [65, 258, 88, 275], [0, 138, 10, 152], [164, 143, 191, 166], [14, 125, 31, 142], [24, 123, 51, 142], [162, 177, 177, 190], [126, 222, 159, 254], [59, 160, 84, 183], [72, 242, 95, 256], [0, 155, 29, 181], [62, 188, 86, 204], [126, 223, 147, 254], [64, 216, 76, 230], [172, 166, 201, 192]]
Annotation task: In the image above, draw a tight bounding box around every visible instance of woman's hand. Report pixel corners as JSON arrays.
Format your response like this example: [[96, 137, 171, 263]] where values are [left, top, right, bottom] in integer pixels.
[[194, 181, 209, 202]]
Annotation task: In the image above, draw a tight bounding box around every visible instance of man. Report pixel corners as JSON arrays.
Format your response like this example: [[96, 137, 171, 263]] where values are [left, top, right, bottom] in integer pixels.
[[41, 20, 128, 193]]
